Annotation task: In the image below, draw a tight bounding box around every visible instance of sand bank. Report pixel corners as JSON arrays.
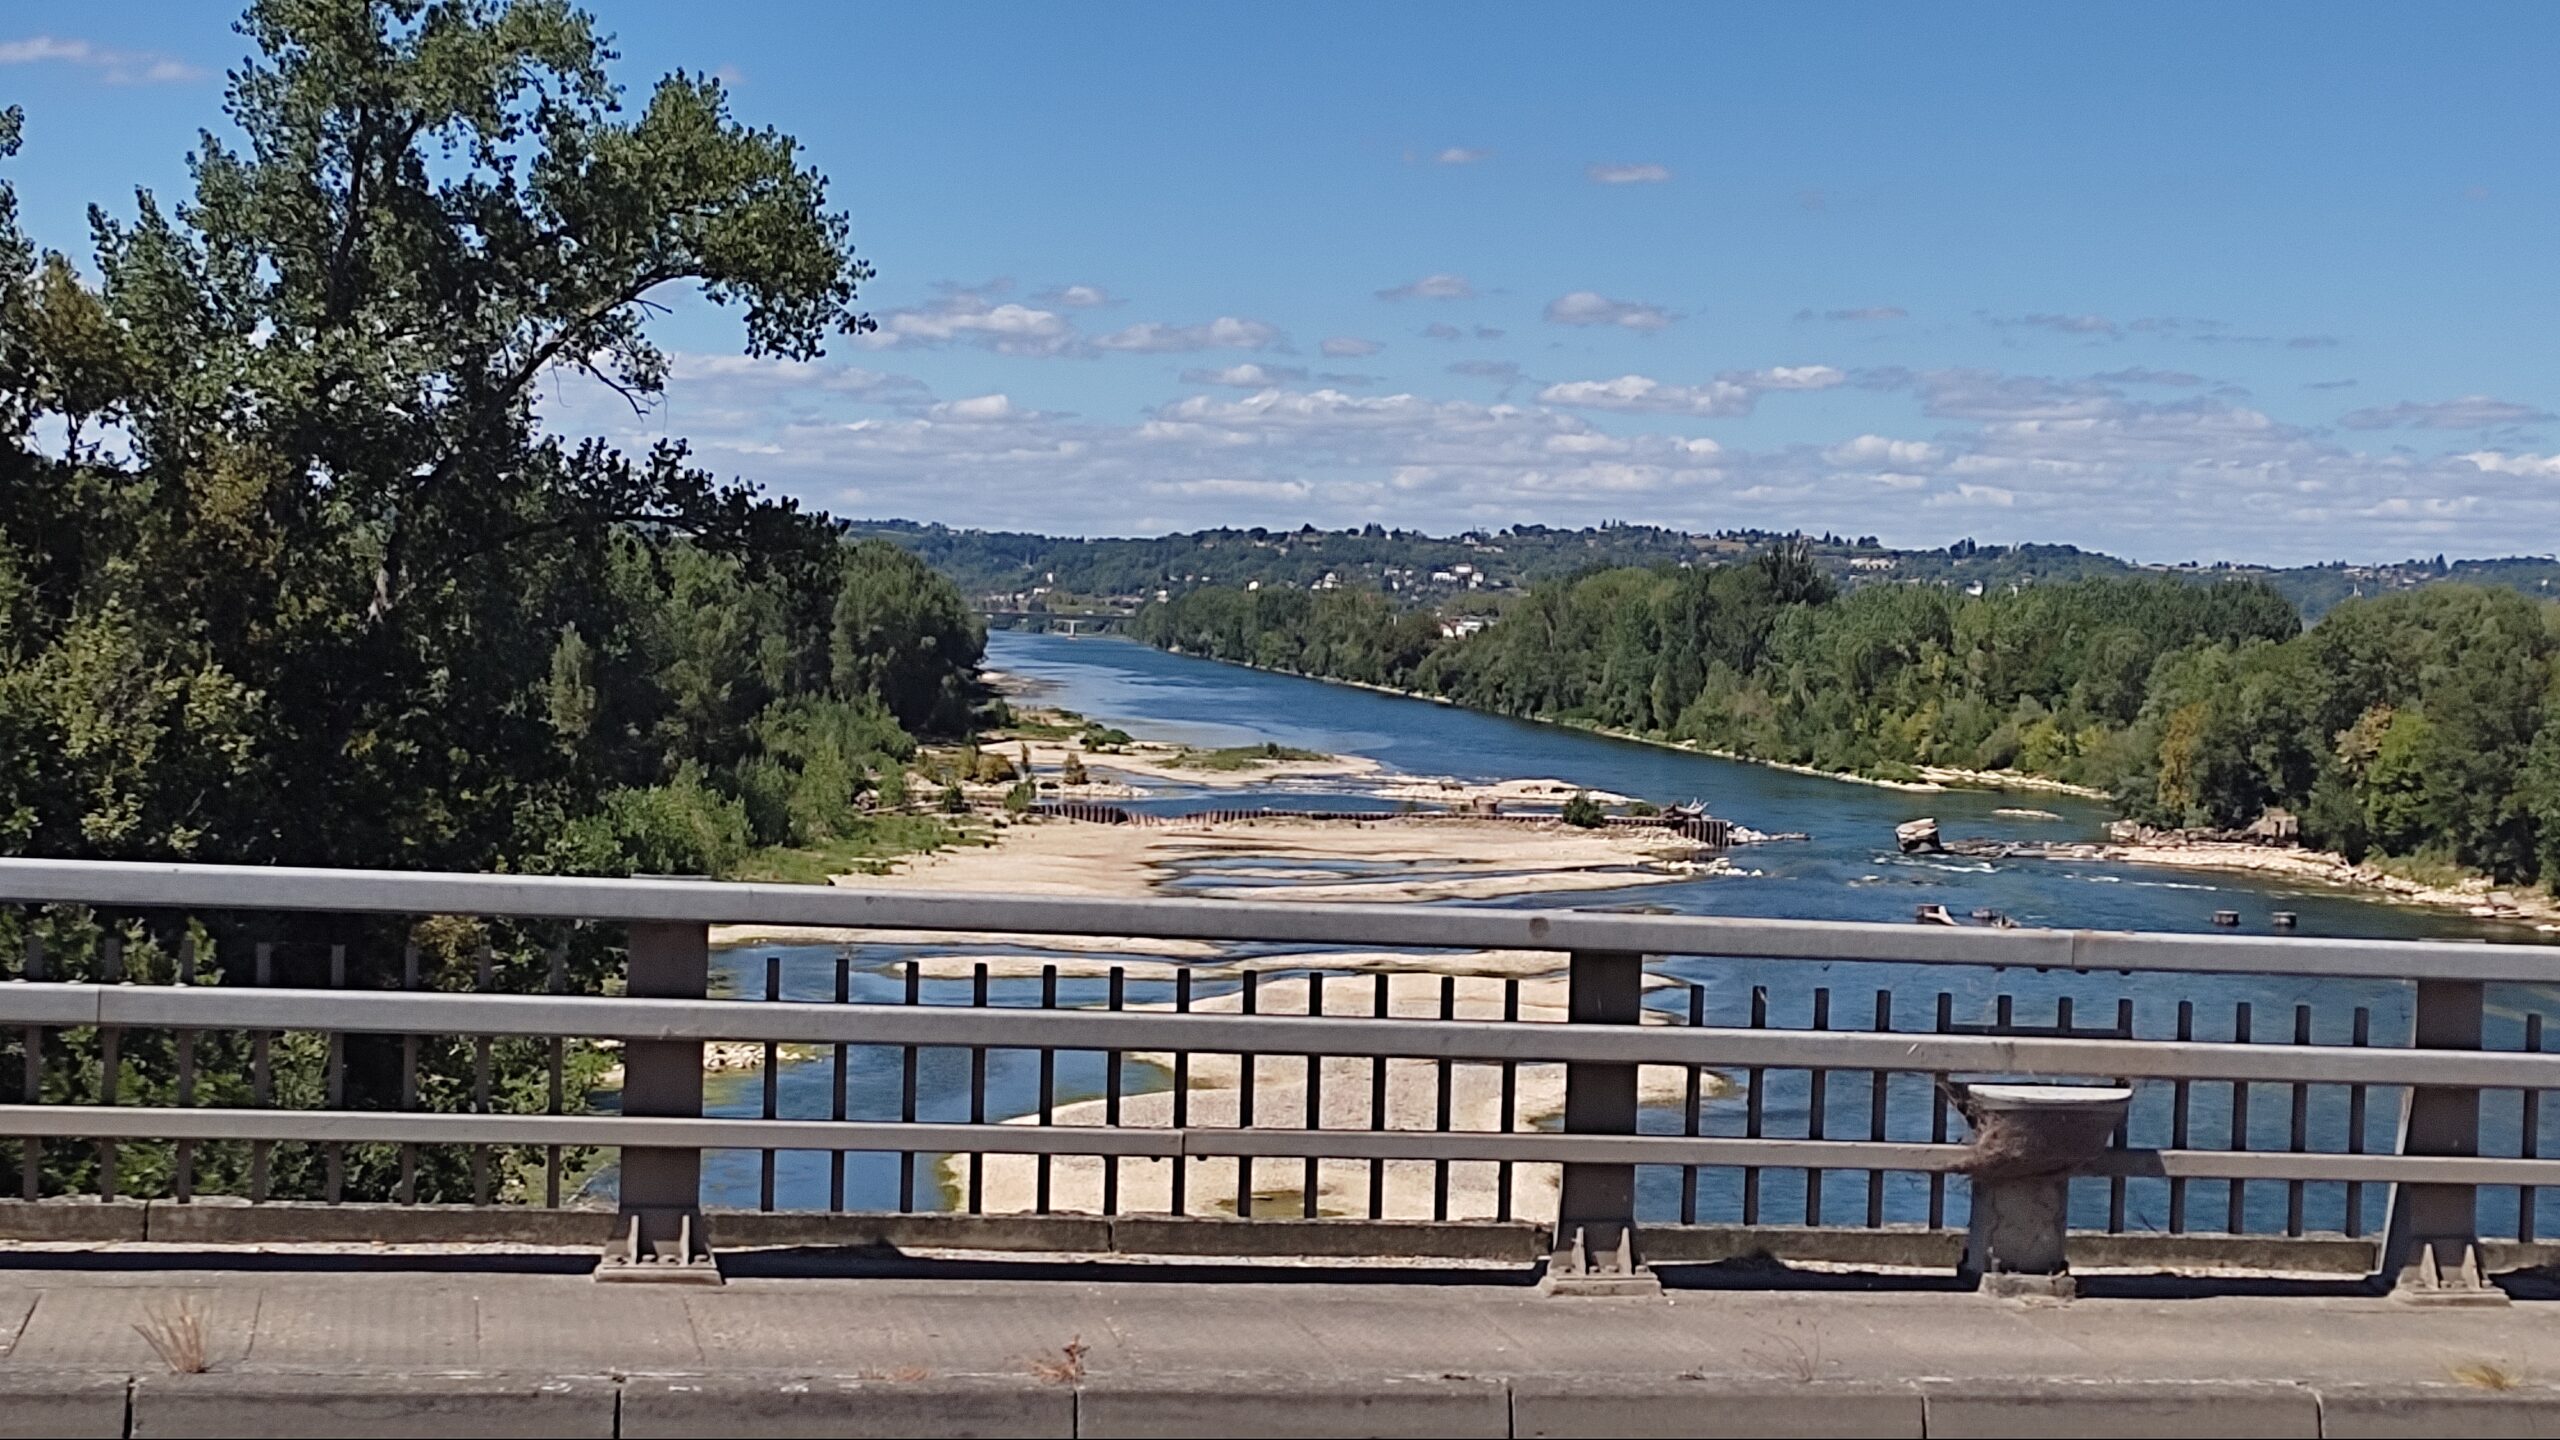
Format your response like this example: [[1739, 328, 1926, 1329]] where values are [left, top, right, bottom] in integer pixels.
[[944, 971, 1726, 1222], [1368, 776, 1635, 808], [2095, 842, 2560, 928], [818, 814, 1710, 906]]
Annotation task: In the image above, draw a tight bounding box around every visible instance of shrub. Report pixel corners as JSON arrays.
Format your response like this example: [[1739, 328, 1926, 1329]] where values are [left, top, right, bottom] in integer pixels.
[[1561, 791, 1604, 828], [939, 783, 968, 815]]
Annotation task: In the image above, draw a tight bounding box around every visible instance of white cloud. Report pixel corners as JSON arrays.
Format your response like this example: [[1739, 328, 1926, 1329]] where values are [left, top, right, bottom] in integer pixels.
[[2462, 451, 2560, 478], [1743, 365, 1847, 391], [1543, 291, 1675, 330], [1038, 284, 1115, 308], [860, 288, 1078, 356], [1799, 306, 1908, 322], [2339, 396, 2556, 430], [1376, 273, 1476, 302], [1180, 362, 1309, 388], [1321, 336, 1384, 358], [0, 35, 201, 84], [1929, 483, 2017, 507], [1094, 317, 1288, 353], [1825, 435, 1943, 467], [1587, 162, 1671, 184], [1147, 478, 1313, 499], [1539, 375, 1752, 416], [925, 393, 1026, 422], [1433, 147, 1491, 165]]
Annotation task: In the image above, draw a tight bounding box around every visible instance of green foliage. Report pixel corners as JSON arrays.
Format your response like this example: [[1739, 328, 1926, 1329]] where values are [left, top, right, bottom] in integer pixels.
[[1061, 750, 1089, 786], [1002, 779, 1035, 814], [1561, 791, 1604, 828], [1139, 571, 2560, 889], [1164, 743, 1328, 771], [938, 782, 968, 815]]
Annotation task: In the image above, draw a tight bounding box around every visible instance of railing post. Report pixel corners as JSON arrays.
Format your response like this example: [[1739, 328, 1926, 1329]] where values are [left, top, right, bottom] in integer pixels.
[[597, 918, 721, 1284], [2378, 978, 2505, 1305], [1542, 949, 1661, 1297]]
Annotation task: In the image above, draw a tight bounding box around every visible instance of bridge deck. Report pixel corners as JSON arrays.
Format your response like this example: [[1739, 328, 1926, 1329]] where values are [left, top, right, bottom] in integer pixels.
[[1, 1248, 2554, 1436]]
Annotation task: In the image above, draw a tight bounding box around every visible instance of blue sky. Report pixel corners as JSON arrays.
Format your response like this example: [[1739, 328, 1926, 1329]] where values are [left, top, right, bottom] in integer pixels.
[[6, 3, 2558, 562]]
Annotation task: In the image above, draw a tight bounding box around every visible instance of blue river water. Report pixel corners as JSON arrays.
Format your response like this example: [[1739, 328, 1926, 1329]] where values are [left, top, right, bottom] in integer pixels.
[[694, 630, 2558, 1236]]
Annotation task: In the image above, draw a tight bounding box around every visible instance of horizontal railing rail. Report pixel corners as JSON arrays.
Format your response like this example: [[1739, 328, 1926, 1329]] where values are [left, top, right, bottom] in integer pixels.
[[3, 857, 2557, 982], [1, 983, 2555, 1090]]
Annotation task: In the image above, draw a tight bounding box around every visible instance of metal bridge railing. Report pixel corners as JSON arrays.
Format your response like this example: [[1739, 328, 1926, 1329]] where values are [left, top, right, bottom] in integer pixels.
[[0, 858, 2552, 1297]]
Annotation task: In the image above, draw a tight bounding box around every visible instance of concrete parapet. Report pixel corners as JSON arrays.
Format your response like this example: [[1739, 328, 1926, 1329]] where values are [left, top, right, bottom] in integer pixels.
[[1510, 1375, 1925, 1438], [1077, 1371, 1511, 1439], [127, 1372, 616, 1439], [620, 1373, 1076, 1439], [0, 1199, 147, 1243], [141, 1199, 611, 1248], [1110, 1214, 1544, 1262], [710, 1209, 1115, 1255]]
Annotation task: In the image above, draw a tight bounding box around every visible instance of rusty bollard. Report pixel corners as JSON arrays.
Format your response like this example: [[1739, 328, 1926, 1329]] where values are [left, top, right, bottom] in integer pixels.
[[1953, 1082, 2133, 1299]]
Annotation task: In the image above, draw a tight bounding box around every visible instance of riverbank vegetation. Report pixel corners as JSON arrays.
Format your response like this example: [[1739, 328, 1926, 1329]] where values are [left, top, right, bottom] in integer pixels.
[[1135, 547, 2560, 892]]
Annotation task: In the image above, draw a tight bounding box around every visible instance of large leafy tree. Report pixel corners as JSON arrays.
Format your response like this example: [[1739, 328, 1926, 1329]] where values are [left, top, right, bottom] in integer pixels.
[[1, 0, 873, 870]]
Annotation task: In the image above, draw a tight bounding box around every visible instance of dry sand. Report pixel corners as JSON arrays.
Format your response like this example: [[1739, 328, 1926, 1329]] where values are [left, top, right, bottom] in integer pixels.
[[1368, 776, 1635, 808], [942, 970, 1726, 1222], [821, 814, 1707, 906], [2096, 842, 2560, 929]]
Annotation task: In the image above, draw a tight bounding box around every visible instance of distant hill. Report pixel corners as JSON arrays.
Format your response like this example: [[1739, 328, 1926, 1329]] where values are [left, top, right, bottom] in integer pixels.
[[848, 519, 2560, 624]]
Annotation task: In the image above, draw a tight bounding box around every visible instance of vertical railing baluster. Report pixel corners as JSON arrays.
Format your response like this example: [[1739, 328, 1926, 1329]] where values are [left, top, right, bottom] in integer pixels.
[[830, 950, 850, 1214], [1499, 978, 1521, 1224], [2287, 1003, 2312, 1237], [18, 933, 41, 1201], [471, 943, 493, 1206], [1867, 989, 1891, 1228], [1805, 986, 1830, 1227], [545, 937, 566, 1209], [173, 933, 196, 1205], [1367, 973, 1387, 1220], [1302, 975, 1322, 1219], [250, 942, 273, 1202], [2345, 1006, 2371, 1238], [2228, 1001, 2254, 1233], [1238, 971, 1259, 1219], [2109, 998, 2133, 1233], [1103, 966, 1125, 1216], [898, 960, 919, 1212], [1681, 984, 1704, 1226], [97, 933, 120, 1202], [1172, 969, 1192, 1216], [967, 961, 989, 1215], [1928, 992, 1952, 1230], [1743, 985, 1768, 1226], [398, 943, 420, 1206], [2522, 1014, 2545, 1245], [1036, 963, 1058, 1216], [325, 943, 347, 1205], [1433, 975, 1454, 1223], [760, 955, 781, 1213], [2169, 999, 2194, 1233]]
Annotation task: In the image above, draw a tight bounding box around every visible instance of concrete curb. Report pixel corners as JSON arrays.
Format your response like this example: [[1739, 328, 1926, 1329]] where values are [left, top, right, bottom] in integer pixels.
[[4, 1371, 2558, 1436], [127, 1371, 617, 1439], [1920, 1379, 2323, 1438], [1076, 1371, 1512, 1439], [1509, 1375, 1926, 1438], [0, 1370, 130, 1440], [620, 1373, 1076, 1439]]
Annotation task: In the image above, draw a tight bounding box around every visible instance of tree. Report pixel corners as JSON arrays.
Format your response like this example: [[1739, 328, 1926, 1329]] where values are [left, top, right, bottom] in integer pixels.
[[1561, 791, 1604, 828]]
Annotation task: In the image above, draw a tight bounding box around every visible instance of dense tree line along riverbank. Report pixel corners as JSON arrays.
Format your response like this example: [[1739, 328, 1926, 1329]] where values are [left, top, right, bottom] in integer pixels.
[[1132, 545, 2560, 897]]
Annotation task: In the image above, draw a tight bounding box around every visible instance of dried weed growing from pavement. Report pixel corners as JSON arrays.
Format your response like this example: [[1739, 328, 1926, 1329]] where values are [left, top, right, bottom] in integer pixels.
[[2449, 1360, 2524, 1391], [133, 1297, 211, 1375], [1743, 1321, 1828, 1383], [1030, 1335, 1089, 1385]]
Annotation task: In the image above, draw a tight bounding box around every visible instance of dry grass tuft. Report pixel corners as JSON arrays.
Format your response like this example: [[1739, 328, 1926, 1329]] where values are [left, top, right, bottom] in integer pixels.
[[1030, 1335, 1089, 1386], [133, 1297, 211, 1375]]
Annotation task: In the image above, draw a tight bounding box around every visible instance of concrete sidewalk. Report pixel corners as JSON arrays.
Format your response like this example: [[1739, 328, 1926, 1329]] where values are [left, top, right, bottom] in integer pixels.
[[1, 1250, 2556, 1437]]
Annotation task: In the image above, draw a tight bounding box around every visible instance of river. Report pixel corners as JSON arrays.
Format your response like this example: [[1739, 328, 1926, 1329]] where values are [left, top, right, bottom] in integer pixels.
[[695, 630, 2555, 1235]]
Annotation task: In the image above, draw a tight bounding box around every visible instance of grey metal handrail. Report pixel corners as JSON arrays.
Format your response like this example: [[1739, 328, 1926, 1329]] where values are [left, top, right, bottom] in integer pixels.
[[2, 856, 2556, 982]]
